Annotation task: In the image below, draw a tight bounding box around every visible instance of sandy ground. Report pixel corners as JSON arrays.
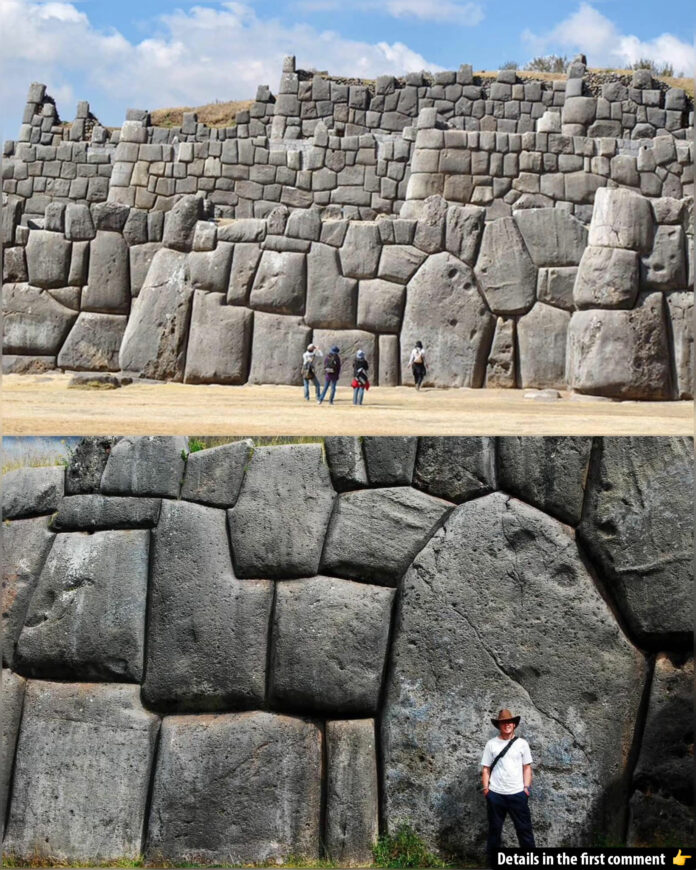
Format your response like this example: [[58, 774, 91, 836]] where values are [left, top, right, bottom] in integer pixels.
[[3, 373, 693, 435]]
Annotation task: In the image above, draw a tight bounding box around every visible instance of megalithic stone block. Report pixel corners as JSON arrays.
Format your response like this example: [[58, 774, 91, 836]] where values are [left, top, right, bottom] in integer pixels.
[[101, 435, 188, 498], [1, 670, 26, 837], [362, 436, 418, 485], [2, 465, 65, 519], [184, 291, 252, 384], [413, 437, 496, 503]]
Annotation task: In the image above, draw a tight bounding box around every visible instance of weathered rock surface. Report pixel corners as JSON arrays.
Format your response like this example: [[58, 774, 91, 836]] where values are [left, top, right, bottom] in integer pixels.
[[248, 312, 311, 385], [574, 246, 640, 309], [250, 249, 306, 314], [566, 293, 672, 399], [485, 317, 516, 387], [183, 291, 252, 384], [363, 436, 418, 485], [50, 495, 161, 530], [383, 493, 645, 855], [129, 242, 161, 295], [4, 681, 159, 863], [2, 516, 55, 666], [143, 500, 272, 710], [1, 670, 25, 837], [82, 231, 130, 313], [666, 291, 694, 399], [270, 576, 394, 714], [324, 437, 369, 491], [147, 712, 322, 864], [517, 303, 570, 389], [57, 312, 127, 371], [378, 244, 427, 284], [497, 437, 591, 525], [579, 437, 693, 646], [15, 530, 149, 681], [588, 188, 654, 253], [515, 208, 588, 266], [321, 487, 451, 585], [2, 465, 64, 519], [162, 194, 203, 251], [25, 230, 71, 288], [181, 439, 254, 506], [641, 225, 686, 290], [326, 719, 379, 864], [306, 242, 357, 327], [101, 435, 188, 498], [65, 436, 119, 494], [3, 283, 77, 355], [188, 242, 233, 293], [475, 217, 537, 315], [357, 278, 405, 333], [340, 222, 381, 277], [229, 444, 335, 577], [445, 205, 484, 265], [537, 266, 577, 311], [401, 252, 494, 387], [118, 248, 193, 380], [227, 243, 262, 304], [414, 437, 496, 503]]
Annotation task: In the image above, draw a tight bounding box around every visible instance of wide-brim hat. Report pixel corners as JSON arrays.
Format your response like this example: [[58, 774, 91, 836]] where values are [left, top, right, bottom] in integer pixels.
[[491, 708, 521, 727]]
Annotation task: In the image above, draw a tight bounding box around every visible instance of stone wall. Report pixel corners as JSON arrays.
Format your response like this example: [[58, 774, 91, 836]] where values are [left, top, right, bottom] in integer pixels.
[[2, 436, 693, 861], [3, 186, 693, 398]]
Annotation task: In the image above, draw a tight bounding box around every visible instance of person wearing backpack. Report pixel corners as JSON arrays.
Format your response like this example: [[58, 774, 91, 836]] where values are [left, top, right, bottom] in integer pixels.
[[301, 344, 323, 401], [319, 345, 341, 405], [408, 341, 426, 390], [481, 709, 535, 867], [351, 349, 370, 405]]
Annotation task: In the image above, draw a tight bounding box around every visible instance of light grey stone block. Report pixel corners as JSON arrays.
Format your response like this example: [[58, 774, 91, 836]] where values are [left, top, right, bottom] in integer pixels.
[[340, 222, 381, 278], [227, 243, 262, 305], [188, 242, 233, 294], [363, 437, 418, 485], [444, 204, 485, 265], [2, 466, 64, 520], [514, 208, 587, 266], [1, 670, 26, 836], [248, 312, 311, 385], [666, 291, 693, 399], [162, 194, 203, 251], [378, 244, 427, 284], [101, 435, 188, 497], [181, 439, 253, 507], [357, 278, 405, 333], [588, 188, 654, 253], [82, 231, 130, 313], [25, 230, 71, 288], [324, 437, 368, 491], [414, 437, 496, 503], [3, 283, 77, 355], [249, 249, 306, 314], [574, 246, 640, 309], [641, 225, 686, 290], [57, 313, 127, 371], [306, 242, 358, 328], [476, 217, 537, 315], [50, 495, 161, 531], [184, 291, 252, 384]]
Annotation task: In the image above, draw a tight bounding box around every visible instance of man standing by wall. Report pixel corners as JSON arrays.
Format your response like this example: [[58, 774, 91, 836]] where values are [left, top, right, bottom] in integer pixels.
[[481, 708, 535, 867]]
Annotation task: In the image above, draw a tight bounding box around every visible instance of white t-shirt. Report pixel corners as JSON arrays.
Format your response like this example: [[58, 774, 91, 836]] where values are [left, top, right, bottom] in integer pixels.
[[481, 736, 533, 795]]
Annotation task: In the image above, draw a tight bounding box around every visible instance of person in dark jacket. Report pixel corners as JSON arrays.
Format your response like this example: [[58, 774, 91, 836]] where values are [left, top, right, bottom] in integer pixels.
[[319, 345, 341, 404], [351, 349, 370, 405]]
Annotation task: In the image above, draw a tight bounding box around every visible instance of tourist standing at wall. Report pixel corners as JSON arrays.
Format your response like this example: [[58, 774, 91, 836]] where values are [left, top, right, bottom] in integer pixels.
[[301, 344, 323, 402], [319, 346, 341, 405], [352, 350, 370, 405], [481, 709, 535, 867], [408, 342, 427, 390]]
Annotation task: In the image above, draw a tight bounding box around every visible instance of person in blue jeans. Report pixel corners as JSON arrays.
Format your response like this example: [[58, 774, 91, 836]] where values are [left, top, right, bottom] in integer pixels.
[[301, 343, 323, 401], [481, 709, 535, 868], [352, 349, 370, 405], [319, 346, 341, 404]]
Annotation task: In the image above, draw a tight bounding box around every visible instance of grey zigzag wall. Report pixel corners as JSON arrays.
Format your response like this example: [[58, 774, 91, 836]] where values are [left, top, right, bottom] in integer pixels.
[[2, 436, 693, 863]]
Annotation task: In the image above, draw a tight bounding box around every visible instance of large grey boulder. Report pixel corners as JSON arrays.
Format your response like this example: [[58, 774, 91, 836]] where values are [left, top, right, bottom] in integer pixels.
[[537, 266, 577, 311], [324, 437, 369, 491], [414, 437, 496, 503], [475, 217, 537, 315], [162, 194, 203, 251], [588, 188, 654, 253], [146, 712, 322, 864], [445, 205, 485, 265], [641, 225, 686, 290], [229, 444, 335, 578], [2, 517, 54, 667], [248, 312, 311, 385], [227, 243, 262, 305], [270, 576, 394, 714], [50, 495, 161, 530], [363, 436, 418, 485], [401, 252, 495, 387], [326, 719, 379, 864], [15, 530, 149, 681], [574, 246, 640, 309], [57, 312, 127, 371], [1, 670, 26, 837], [65, 436, 119, 494], [65, 203, 96, 241], [497, 437, 591, 525], [82, 231, 130, 313], [183, 291, 252, 384], [485, 317, 516, 387], [514, 208, 587, 267], [188, 242, 233, 293], [378, 244, 427, 284], [340, 222, 381, 278], [578, 437, 693, 646], [517, 303, 570, 389], [627, 654, 694, 845], [25, 230, 71, 288], [249, 249, 306, 315], [666, 291, 693, 399], [143, 500, 272, 711], [181, 439, 254, 507], [4, 681, 159, 863], [129, 242, 161, 296], [321, 487, 451, 585], [3, 283, 77, 355], [382, 493, 645, 856], [2, 465, 64, 519], [118, 248, 193, 380], [101, 435, 188, 497], [566, 293, 672, 399], [305, 242, 358, 328], [357, 279, 405, 333]]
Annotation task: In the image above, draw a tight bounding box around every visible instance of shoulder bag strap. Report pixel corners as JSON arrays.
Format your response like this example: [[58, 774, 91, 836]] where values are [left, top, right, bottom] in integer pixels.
[[489, 735, 518, 774]]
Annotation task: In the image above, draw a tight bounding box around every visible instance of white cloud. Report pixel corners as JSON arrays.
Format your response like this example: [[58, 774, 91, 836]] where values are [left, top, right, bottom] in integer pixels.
[[0, 0, 443, 136], [522, 3, 695, 74], [293, 0, 485, 24]]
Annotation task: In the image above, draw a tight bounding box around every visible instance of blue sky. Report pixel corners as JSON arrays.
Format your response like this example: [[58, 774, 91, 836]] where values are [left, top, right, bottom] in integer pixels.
[[1, 0, 694, 139]]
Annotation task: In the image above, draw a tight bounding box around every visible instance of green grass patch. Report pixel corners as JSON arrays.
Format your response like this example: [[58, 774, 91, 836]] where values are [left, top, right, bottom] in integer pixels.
[[373, 824, 449, 868]]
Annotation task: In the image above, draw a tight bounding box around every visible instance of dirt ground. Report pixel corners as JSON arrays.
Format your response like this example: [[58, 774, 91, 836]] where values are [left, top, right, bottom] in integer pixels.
[[3, 374, 693, 436]]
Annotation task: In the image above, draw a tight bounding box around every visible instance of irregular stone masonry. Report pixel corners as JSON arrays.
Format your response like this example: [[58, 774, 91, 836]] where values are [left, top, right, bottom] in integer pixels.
[[1, 435, 693, 860], [3, 185, 693, 398]]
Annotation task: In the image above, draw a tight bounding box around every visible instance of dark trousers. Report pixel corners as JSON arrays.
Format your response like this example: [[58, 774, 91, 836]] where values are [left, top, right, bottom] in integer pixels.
[[412, 362, 426, 387], [486, 790, 535, 868]]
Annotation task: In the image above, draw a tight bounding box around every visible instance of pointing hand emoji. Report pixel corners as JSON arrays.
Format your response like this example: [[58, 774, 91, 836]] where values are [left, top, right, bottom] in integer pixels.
[[673, 850, 691, 866]]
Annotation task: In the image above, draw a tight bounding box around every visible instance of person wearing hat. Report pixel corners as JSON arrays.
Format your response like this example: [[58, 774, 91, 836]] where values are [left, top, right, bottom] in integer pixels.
[[351, 349, 370, 405], [301, 343, 323, 402], [408, 341, 426, 390], [319, 345, 341, 405], [481, 709, 535, 867]]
